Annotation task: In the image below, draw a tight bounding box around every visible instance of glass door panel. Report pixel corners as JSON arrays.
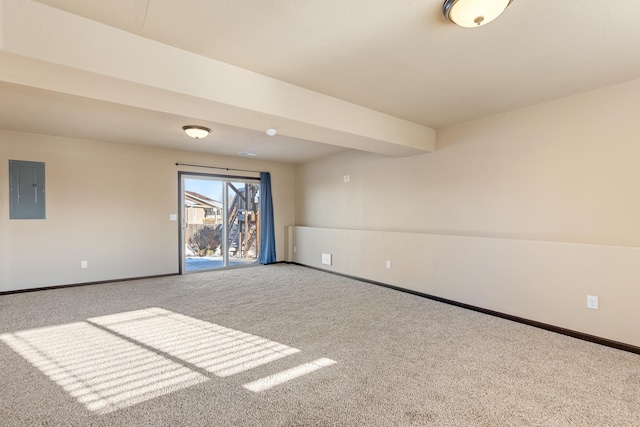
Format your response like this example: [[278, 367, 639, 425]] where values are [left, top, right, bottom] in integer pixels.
[[183, 177, 224, 272], [227, 181, 260, 267]]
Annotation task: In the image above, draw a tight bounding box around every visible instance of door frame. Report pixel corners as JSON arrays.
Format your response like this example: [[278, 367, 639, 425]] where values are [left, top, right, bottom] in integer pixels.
[[178, 171, 260, 274]]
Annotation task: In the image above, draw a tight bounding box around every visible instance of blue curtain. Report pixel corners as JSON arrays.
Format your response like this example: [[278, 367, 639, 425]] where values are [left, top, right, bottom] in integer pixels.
[[259, 172, 277, 264]]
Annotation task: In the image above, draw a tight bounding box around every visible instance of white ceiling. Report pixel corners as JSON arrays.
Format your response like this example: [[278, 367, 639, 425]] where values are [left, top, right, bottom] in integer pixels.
[[4, 0, 640, 162]]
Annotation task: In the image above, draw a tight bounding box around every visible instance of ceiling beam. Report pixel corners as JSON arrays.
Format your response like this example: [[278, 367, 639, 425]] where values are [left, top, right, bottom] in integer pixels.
[[0, 0, 435, 157]]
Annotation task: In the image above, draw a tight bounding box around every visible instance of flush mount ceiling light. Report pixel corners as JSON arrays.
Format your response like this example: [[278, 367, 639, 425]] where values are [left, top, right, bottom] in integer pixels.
[[182, 125, 211, 139], [265, 128, 277, 136], [443, 0, 513, 28]]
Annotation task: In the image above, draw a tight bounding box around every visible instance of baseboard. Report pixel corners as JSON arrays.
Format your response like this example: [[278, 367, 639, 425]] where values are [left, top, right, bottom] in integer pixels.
[[289, 262, 640, 356], [0, 263, 288, 295], [0, 273, 178, 296]]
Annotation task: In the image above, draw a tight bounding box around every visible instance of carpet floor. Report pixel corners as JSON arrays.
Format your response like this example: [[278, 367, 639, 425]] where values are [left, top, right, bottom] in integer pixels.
[[0, 264, 638, 426]]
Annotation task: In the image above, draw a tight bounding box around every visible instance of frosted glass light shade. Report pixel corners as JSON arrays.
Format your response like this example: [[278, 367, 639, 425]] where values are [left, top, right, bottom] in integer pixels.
[[183, 125, 211, 139], [443, 0, 512, 28]]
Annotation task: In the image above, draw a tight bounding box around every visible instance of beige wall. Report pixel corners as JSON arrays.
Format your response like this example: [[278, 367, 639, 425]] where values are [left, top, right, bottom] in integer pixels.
[[0, 130, 295, 291], [293, 78, 640, 347]]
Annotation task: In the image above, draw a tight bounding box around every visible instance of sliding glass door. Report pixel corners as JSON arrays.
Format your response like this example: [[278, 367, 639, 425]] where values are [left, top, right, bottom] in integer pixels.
[[180, 173, 260, 272]]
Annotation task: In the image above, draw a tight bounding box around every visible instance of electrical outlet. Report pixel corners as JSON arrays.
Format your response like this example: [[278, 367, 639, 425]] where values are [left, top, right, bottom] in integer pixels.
[[81, 260, 88, 269], [586, 295, 598, 309], [386, 260, 391, 269], [343, 175, 350, 183], [169, 214, 177, 221]]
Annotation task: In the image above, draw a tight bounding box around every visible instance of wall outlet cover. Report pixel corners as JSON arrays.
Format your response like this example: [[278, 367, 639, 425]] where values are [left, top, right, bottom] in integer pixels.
[[321, 253, 332, 265]]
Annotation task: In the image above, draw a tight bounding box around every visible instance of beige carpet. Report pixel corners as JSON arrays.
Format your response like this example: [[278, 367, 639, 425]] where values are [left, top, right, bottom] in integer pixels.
[[0, 264, 638, 426]]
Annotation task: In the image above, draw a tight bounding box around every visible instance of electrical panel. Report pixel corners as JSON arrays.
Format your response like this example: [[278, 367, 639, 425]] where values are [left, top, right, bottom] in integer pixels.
[[9, 160, 46, 219]]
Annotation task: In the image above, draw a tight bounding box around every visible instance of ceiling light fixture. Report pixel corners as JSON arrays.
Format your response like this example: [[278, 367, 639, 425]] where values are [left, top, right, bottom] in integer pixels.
[[443, 0, 512, 28], [182, 125, 211, 139], [265, 128, 277, 136]]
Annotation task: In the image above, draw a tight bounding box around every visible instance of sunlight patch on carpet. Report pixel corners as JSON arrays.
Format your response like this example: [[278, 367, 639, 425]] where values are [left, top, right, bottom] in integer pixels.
[[89, 307, 302, 377], [0, 322, 207, 414], [0, 307, 337, 413], [243, 358, 337, 392]]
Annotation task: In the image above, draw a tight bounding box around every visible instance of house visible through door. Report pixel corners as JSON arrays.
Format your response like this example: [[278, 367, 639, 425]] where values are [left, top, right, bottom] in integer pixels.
[[180, 173, 260, 272]]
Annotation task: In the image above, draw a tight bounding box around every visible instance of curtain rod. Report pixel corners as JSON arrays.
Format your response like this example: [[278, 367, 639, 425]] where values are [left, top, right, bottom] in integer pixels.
[[175, 162, 262, 174]]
